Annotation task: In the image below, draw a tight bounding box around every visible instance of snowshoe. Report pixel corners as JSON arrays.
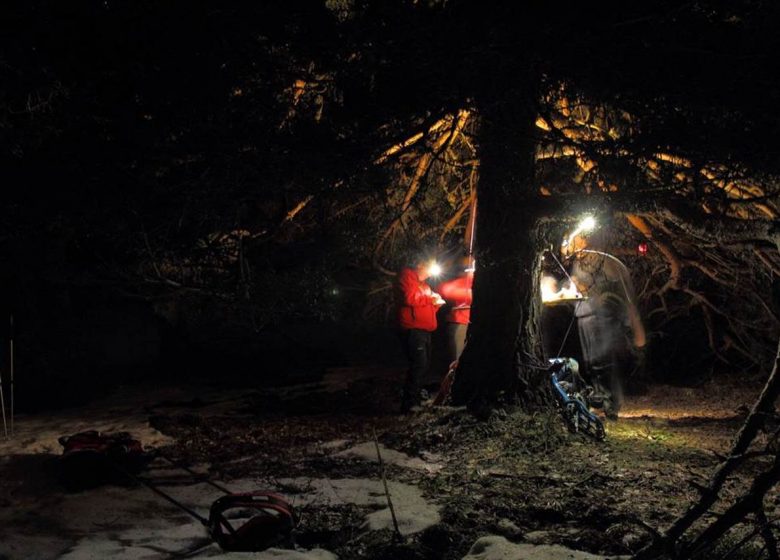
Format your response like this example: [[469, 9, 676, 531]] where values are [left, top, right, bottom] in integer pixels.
[[549, 358, 606, 441]]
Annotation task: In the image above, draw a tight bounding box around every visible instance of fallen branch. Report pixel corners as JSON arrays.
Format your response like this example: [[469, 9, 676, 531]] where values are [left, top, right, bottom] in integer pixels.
[[636, 333, 780, 559], [756, 508, 779, 560], [373, 428, 402, 541], [681, 453, 780, 558]]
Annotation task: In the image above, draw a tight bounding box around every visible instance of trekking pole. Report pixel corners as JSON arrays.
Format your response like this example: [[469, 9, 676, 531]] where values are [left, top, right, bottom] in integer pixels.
[[9, 314, 14, 436], [0, 366, 6, 439], [466, 190, 477, 266], [372, 428, 401, 541]]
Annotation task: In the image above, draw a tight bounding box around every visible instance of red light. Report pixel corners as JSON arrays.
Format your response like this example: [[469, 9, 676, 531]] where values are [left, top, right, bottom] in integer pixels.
[[638, 242, 648, 256]]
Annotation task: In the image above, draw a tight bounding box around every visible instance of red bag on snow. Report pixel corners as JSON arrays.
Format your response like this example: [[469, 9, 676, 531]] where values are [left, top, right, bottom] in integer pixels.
[[209, 491, 297, 551], [58, 430, 150, 490]]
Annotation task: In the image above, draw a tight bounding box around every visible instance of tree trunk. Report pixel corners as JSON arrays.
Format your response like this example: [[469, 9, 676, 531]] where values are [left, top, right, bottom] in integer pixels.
[[451, 89, 550, 414]]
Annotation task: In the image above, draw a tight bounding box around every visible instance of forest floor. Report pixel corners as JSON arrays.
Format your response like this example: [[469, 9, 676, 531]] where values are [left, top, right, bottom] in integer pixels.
[[1, 367, 778, 560]]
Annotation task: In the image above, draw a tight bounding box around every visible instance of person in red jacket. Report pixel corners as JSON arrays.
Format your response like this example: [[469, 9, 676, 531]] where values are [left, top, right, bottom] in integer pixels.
[[396, 258, 445, 412], [437, 260, 474, 365]]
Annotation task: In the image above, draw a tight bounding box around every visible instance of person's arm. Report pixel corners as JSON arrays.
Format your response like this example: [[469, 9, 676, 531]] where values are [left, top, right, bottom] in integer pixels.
[[399, 269, 434, 307], [438, 279, 472, 304]]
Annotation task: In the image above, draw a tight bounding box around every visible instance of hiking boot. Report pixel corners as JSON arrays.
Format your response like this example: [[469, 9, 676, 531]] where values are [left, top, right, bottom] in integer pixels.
[[588, 394, 605, 409]]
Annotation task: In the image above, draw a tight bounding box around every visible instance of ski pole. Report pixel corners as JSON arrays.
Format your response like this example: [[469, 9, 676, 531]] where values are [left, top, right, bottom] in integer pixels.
[[9, 314, 13, 436], [0, 365, 6, 439], [466, 190, 477, 266]]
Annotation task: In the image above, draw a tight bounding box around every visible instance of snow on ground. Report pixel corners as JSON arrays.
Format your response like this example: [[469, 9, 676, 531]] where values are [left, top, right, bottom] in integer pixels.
[[0, 385, 342, 559], [269, 477, 440, 535], [332, 441, 443, 473], [0, 467, 339, 560], [6, 369, 759, 560], [462, 536, 629, 560], [0, 468, 437, 559], [0, 404, 171, 457], [0, 385, 226, 456], [0, 383, 441, 559]]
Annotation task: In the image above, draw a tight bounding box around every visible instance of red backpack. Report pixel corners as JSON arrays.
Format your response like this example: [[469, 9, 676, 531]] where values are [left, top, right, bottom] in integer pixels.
[[58, 430, 150, 490]]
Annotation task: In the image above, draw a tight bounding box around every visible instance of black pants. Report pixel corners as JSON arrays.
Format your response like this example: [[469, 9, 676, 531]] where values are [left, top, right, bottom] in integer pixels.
[[576, 308, 627, 415], [400, 329, 432, 409]]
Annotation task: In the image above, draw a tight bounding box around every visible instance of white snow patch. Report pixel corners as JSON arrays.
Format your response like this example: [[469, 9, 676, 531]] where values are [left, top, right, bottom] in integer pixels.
[[275, 477, 440, 535], [251, 549, 338, 560], [0, 473, 435, 559], [0, 472, 339, 560], [0, 411, 171, 456], [0, 384, 267, 457], [463, 536, 629, 560], [319, 439, 352, 451], [0, 385, 437, 559], [333, 441, 443, 473], [0, 534, 73, 560], [60, 538, 337, 560]]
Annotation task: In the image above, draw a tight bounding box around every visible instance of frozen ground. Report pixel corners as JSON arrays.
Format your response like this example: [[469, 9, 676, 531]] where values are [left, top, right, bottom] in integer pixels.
[[0, 370, 775, 559], [0, 382, 443, 560]]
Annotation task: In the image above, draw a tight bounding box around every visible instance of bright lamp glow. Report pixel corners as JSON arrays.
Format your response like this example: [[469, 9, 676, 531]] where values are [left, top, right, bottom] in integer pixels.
[[427, 261, 442, 277], [563, 215, 598, 249], [580, 215, 596, 232]]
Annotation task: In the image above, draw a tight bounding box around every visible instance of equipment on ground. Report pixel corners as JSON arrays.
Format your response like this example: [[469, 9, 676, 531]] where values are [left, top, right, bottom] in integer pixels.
[[548, 358, 605, 441], [209, 492, 296, 552], [57, 430, 297, 552], [58, 430, 150, 490], [433, 359, 457, 406]]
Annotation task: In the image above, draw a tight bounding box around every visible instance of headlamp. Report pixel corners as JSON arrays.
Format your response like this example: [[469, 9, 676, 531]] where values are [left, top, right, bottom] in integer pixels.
[[564, 215, 598, 248], [579, 215, 596, 232]]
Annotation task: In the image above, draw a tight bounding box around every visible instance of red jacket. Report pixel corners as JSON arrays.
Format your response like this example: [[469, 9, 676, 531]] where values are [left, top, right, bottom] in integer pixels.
[[396, 267, 438, 331], [437, 275, 473, 324]]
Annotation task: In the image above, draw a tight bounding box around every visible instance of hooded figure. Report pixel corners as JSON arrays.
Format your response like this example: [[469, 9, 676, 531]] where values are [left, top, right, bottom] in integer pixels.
[[566, 234, 646, 419]]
